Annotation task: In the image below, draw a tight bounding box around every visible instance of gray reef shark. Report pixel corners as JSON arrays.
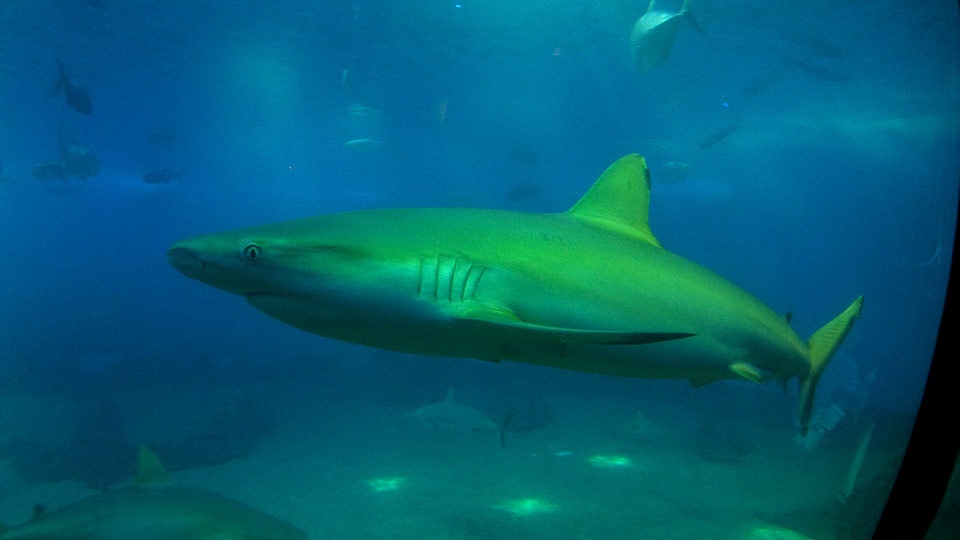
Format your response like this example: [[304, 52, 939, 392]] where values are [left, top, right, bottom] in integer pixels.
[[630, 0, 705, 72], [410, 389, 509, 447], [168, 154, 862, 435], [0, 446, 306, 539]]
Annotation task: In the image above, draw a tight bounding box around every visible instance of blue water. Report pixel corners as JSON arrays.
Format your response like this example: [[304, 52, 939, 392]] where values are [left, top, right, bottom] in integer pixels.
[[0, 1, 957, 538]]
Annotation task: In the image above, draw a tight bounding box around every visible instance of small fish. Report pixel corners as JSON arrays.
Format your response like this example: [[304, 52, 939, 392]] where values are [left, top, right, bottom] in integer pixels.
[[347, 104, 379, 118], [147, 128, 177, 147], [742, 65, 788, 96], [698, 123, 738, 149], [62, 144, 100, 179], [31, 161, 69, 181], [343, 138, 384, 149], [654, 160, 690, 183], [630, 0, 705, 73], [698, 102, 740, 150], [789, 58, 850, 84], [31, 144, 101, 181], [437, 100, 448, 123], [143, 169, 179, 184], [53, 60, 92, 115]]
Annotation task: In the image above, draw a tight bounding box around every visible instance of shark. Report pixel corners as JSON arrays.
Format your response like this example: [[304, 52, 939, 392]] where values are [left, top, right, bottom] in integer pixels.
[[410, 389, 510, 447], [630, 0, 705, 72], [168, 154, 862, 435], [0, 446, 306, 539]]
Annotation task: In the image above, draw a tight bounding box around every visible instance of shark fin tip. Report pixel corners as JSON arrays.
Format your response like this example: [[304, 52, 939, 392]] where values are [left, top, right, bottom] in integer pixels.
[[135, 446, 171, 487], [798, 295, 864, 434]]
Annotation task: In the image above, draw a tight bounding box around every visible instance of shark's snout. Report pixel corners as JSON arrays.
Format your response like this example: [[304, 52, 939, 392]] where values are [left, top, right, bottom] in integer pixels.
[[167, 237, 268, 297], [167, 242, 206, 279]]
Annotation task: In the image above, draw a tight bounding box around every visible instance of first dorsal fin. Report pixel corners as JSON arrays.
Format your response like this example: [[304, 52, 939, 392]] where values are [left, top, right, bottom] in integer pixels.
[[134, 445, 171, 487], [566, 154, 662, 248]]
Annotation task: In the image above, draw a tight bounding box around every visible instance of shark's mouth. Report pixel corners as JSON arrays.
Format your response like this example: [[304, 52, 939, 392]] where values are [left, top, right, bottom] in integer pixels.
[[167, 245, 206, 280], [245, 292, 321, 316], [245, 291, 350, 339], [245, 292, 306, 325]]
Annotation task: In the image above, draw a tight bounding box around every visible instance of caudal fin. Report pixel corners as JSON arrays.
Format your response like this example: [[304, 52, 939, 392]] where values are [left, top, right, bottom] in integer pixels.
[[680, 2, 707, 36], [798, 295, 864, 435]]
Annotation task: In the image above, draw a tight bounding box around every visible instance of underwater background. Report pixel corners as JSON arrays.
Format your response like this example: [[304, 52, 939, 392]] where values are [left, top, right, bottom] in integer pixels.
[[0, 1, 958, 538]]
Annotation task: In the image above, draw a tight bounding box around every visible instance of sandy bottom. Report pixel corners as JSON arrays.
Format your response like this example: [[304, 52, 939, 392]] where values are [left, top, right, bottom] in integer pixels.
[[1, 376, 898, 540]]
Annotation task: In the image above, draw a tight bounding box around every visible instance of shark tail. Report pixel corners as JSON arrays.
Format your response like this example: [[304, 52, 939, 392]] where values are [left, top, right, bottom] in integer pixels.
[[680, 1, 707, 36], [798, 295, 864, 436]]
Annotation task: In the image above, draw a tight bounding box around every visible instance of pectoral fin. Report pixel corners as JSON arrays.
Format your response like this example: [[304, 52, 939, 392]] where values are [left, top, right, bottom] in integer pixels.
[[457, 306, 694, 345]]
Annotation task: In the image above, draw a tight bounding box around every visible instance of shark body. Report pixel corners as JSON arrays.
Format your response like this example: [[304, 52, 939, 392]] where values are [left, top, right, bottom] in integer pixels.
[[630, 0, 704, 72], [410, 389, 508, 447], [0, 447, 306, 540], [168, 154, 862, 434]]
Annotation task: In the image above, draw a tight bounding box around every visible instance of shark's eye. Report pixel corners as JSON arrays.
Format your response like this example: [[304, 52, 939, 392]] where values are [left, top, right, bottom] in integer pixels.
[[240, 241, 262, 264]]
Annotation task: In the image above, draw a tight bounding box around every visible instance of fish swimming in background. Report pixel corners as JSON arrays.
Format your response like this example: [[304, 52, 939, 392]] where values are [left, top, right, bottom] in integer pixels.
[[143, 168, 180, 184], [168, 154, 862, 435], [30, 160, 69, 181], [61, 144, 100, 179], [653, 160, 691, 183], [0, 446, 306, 539], [630, 0, 705, 72], [410, 389, 511, 447], [342, 138, 385, 149], [347, 103, 380, 118], [698, 122, 738, 149], [30, 143, 100, 181], [52, 59, 92, 115]]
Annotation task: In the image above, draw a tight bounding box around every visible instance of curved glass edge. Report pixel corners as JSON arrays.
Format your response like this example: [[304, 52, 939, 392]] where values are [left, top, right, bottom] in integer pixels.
[[877, 193, 960, 538]]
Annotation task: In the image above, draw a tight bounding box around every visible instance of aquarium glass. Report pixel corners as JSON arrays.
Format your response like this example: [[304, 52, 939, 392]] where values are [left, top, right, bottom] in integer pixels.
[[0, 1, 957, 539]]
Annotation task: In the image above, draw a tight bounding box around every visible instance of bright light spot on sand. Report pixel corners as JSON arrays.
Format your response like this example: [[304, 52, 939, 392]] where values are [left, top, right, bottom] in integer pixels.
[[494, 497, 557, 516], [365, 476, 405, 492], [587, 454, 633, 468]]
